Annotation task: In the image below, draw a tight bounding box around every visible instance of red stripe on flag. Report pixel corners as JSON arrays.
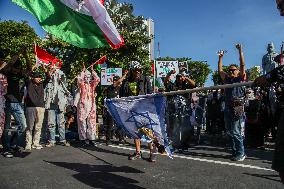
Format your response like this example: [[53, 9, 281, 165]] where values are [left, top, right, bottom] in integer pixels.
[[35, 45, 62, 68], [103, 34, 125, 49], [95, 55, 107, 65]]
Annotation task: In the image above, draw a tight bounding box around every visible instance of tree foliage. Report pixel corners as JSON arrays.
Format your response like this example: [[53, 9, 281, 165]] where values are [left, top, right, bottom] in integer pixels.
[[246, 66, 261, 81], [187, 61, 211, 87], [0, 20, 40, 65]]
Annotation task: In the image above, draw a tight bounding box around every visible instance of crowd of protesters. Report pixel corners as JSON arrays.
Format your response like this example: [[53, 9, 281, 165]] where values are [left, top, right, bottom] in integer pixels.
[[0, 42, 283, 182]]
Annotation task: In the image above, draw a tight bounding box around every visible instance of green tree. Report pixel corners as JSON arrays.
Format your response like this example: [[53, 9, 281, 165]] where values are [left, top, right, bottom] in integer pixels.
[[246, 66, 261, 81], [187, 61, 211, 87], [0, 20, 40, 63]]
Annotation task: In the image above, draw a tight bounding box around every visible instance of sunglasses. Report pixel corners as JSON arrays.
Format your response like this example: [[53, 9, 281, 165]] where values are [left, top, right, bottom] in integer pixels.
[[229, 69, 238, 73]]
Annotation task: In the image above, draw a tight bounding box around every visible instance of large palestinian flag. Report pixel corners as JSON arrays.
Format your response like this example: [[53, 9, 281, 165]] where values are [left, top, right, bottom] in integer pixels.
[[12, 0, 124, 49]]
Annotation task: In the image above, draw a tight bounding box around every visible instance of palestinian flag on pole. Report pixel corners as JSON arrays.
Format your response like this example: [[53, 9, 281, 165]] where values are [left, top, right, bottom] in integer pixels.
[[35, 45, 62, 69], [12, 0, 124, 49]]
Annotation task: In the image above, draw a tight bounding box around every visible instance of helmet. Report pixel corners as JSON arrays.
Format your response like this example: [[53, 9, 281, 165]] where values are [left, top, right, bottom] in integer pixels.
[[129, 61, 142, 70]]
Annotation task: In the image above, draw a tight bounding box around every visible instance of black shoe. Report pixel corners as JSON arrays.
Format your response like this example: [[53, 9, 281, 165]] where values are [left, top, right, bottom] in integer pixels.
[[105, 141, 112, 146], [128, 152, 142, 160], [149, 153, 157, 162], [89, 140, 97, 147], [280, 172, 284, 184]]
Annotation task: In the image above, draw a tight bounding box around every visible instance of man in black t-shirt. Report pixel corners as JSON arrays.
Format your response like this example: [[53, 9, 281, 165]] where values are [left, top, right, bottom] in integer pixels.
[[2, 49, 32, 158], [104, 71, 128, 145]]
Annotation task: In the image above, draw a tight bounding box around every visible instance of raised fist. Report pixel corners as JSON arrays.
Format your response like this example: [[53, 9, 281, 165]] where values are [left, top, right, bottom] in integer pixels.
[[236, 44, 242, 50]]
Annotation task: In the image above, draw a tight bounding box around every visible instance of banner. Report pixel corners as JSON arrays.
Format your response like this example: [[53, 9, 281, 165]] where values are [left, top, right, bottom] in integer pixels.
[[101, 68, 122, 85], [155, 61, 179, 78]]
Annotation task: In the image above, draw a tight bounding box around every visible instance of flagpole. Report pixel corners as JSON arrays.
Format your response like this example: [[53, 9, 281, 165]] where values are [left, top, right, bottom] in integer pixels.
[[113, 81, 254, 100], [70, 55, 106, 83]]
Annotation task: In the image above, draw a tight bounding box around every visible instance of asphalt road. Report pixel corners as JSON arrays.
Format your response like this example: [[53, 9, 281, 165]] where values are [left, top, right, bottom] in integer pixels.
[[0, 141, 283, 189]]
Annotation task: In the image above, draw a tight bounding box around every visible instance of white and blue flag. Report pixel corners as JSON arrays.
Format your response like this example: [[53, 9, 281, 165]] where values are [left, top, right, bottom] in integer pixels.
[[105, 94, 172, 158]]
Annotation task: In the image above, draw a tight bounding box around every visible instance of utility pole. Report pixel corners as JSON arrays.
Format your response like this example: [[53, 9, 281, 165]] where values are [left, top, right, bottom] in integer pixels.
[[157, 42, 161, 59]]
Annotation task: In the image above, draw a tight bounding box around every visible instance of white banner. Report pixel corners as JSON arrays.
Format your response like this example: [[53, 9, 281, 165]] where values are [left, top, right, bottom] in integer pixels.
[[155, 61, 179, 78], [101, 68, 122, 85]]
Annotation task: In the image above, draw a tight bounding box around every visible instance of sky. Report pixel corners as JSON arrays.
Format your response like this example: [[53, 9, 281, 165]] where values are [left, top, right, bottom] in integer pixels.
[[1, 0, 284, 85]]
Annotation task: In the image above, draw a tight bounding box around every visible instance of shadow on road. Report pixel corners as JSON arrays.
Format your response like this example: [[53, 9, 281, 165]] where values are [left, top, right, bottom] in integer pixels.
[[44, 160, 145, 189], [243, 172, 281, 183], [71, 142, 131, 158]]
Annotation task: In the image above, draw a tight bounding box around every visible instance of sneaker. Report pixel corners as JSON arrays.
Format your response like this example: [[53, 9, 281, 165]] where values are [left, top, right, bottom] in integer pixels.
[[32, 144, 43, 150], [118, 140, 126, 146], [61, 141, 70, 147], [3, 151, 13, 158], [128, 152, 142, 160], [45, 142, 55, 148], [25, 145, 32, 151], [149, 153, 157, 163], [231, 154, 246, 161]]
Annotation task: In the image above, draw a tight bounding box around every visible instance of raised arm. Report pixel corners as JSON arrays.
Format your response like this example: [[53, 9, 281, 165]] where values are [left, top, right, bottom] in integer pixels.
[[184, 76, 196, 88], [236, 44, 246, 80], [218, 50, 227, 81], [164, 69, 176, 85], [90, 64, 100, 87], [113, 70, 128, 88]]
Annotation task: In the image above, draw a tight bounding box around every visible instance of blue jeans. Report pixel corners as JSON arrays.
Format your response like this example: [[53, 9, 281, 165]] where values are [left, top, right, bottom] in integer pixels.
[[47, 109, 66, 143], [2, 102, 27, 152], [224, 108, 245, 157]]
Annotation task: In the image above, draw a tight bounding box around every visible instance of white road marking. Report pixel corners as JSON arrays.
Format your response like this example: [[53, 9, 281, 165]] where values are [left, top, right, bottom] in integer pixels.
[[108, 144, 275, 172]]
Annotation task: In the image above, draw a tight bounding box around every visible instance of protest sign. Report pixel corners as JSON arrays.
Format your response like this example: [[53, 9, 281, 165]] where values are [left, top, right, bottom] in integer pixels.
[[155, 61, 179, 78], [101, 68, 122, 85]]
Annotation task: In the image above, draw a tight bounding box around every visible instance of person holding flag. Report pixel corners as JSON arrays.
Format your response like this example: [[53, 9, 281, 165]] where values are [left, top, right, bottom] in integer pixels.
[[118, 61, 159, 162], [40, 47, 71, 148], [74, 63, 100, 146]]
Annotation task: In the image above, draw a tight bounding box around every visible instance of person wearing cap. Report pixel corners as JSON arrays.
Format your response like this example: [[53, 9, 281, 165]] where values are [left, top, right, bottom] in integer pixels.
[[120, 61, 157, 162], [218, 44, 247, 162], [104, 70, 128, 145], [2, 48, 31, 158], [24, 68, 51, 151]]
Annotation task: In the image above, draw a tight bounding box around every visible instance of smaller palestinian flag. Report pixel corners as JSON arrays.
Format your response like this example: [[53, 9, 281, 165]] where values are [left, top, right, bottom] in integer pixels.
[[95, 55, 107, 65], [35, 45, 62, 69]]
